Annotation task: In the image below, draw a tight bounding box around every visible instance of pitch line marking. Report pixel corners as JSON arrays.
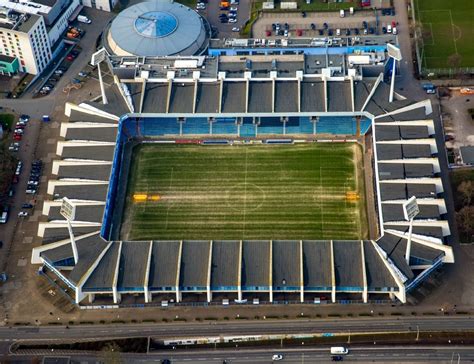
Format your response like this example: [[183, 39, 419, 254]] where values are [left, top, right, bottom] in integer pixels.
[[242, 148, 248, 239], [426, 23, 435, 46], [164, 167, 174, 231], [449, 10, 459, 54]]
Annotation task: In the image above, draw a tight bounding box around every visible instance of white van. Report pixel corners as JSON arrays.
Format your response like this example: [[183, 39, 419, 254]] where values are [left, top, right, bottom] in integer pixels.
[[330, 347, 349, 355], [339, 9, 345, 18], [387, 24, 392, 33]]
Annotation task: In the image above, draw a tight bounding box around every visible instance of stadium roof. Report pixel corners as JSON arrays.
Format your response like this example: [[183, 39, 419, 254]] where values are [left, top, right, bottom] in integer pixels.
[[32, 54, 454, 305]]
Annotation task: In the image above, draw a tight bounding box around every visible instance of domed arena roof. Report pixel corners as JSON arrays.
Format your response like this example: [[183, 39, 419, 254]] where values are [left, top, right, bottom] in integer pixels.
[[107, 0, 209, 57]]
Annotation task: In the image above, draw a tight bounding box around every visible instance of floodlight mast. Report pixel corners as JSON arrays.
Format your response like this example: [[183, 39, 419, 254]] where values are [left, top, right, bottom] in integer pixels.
[[91, 48, 109, 105], [387, 44, 403, 103], [403, 196, 420, 265], [60, 197, 79, 264]]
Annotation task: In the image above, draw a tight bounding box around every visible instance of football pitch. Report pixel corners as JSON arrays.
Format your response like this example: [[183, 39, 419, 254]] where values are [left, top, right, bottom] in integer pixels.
[[121, 143, 368, 241], [415, 0, 474, 69]]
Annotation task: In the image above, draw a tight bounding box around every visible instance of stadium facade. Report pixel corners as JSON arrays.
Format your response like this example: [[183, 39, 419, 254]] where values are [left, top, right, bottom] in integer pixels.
[[31, 43, 454, 306]]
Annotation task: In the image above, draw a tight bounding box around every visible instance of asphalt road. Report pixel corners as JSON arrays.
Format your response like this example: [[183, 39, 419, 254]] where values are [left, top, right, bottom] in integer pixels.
[[7, 346, 474, 363], [127, 347, 474, 363], [2, 317, 474, 342]]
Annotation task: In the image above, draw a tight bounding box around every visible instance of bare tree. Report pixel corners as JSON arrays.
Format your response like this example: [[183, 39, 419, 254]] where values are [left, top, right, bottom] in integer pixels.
[[458, 180, 474, 206], [457, 206, 474, 243]]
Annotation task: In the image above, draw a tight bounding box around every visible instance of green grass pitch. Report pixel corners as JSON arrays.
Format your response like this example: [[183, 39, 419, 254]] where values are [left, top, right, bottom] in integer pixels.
[[121, 143, 368, 241], [415, 0, 474, 69]]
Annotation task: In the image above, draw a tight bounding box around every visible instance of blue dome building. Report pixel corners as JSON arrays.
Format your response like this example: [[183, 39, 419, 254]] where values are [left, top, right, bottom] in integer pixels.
[[106, 0, 209, 57]]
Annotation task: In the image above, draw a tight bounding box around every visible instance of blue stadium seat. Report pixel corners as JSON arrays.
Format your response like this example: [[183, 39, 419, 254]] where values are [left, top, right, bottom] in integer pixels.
[[259, 117, 283, 135], [182, 117, 210, 135], [141, 118, 180, 136], [213, 118, 238, 135], [240, 117, 256, 137]]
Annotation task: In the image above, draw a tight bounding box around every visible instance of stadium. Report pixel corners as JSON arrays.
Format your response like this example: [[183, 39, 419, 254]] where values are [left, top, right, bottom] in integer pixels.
[[31, 43, 454, 306]]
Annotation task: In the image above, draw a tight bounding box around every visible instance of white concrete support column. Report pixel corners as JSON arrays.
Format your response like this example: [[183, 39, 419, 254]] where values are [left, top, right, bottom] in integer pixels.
[[139, 80, 146, 113], [405, 218, 414, 265], [175, 240, 183, 303], [371, 240, 407, 303], [389, 59, 397, 103], [245, 79, 249, 113], [297, 78, 301, 112], [299, 240, 304, 303], [144, 241, 153, 303], [112, 241, 123, 304], [207, 241, 213, 303], [88, 293, 95, 304], [271, 78, 275, 113], [75, 286, 86, 304], [323, 77, 328, 112], [238, 240, 243, 301], [192, 79, 198, 113], [360, 241, 368, 303], [97, 62, 108, 105], [218, 79, 224, 113], [66, 219, 79, 265], [350, 76, 355, 112], [269, 240, 273, 303], [165, 80, 173, 114], [361, 73, 384, 112], [330, 240, 336, 303], [312, 116, 318, 135]]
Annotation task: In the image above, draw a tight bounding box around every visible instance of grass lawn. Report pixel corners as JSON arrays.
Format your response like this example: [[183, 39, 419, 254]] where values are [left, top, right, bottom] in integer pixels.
[[415, 0, 474, 69], [121, 143, 368, 241]]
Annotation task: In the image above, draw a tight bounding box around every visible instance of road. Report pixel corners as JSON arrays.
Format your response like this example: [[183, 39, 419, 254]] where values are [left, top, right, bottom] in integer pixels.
[[1, 317, 474, 342], [126, 347, 474, 363], [7, 346, 474, 363]]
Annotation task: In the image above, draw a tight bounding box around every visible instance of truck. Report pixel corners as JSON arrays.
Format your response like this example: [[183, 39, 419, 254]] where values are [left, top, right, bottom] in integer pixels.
[[330, 347, 349, 355], [77, 15, 91, 24]]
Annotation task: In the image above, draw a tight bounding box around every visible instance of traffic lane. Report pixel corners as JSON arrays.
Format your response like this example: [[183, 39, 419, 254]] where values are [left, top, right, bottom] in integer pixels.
[[3, 317, 474, 341], [33, 347, 474, 363], [136, 346, 474, 363]]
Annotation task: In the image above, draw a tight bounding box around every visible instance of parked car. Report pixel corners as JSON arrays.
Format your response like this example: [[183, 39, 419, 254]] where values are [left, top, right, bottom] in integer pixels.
[[22, 203, 34, 209], [66, 54, 75, 61], [25, 189, 37, 194], [19, 114, 30, 122], [272, 354, 284, 361], [9, 143, 20, 151], [18, 211, 28, 217], [232, 27, 240, 32]]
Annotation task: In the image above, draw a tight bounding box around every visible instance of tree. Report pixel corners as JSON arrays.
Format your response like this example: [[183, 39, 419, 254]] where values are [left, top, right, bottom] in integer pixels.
[[456, 206, 474, 243], [458, 180, 474, 206]]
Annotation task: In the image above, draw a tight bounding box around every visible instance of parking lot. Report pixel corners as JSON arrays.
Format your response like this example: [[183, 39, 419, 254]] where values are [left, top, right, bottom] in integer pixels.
[[198, 0, 251, 37], [252, 7, 399, 39]]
